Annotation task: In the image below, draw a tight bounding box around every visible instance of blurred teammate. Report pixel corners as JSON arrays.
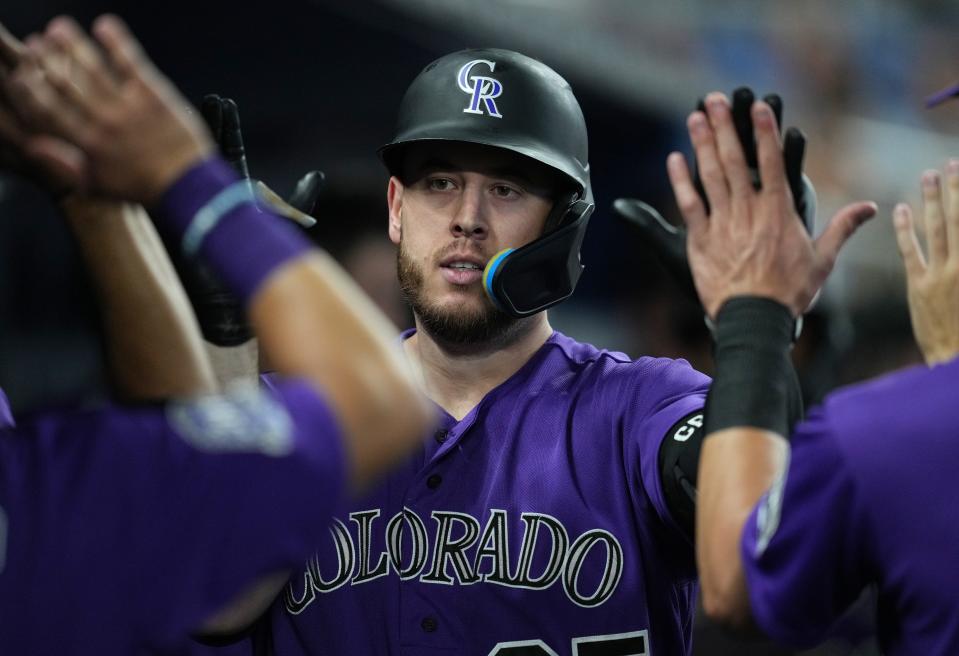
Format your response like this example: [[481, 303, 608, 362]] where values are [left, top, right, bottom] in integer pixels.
[[675, 88, 958, 653], [0, 16, 430, 653]]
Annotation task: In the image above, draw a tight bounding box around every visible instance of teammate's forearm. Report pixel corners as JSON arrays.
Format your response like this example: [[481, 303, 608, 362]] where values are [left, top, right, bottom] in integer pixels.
[[697, 297, 793, 627], [62, 196, 217, 400], [152, 157, 433, 489], [696, 427, 787, 627]]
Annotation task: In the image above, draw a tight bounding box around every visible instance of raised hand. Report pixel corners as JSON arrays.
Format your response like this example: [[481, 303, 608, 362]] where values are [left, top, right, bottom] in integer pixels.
[[893, 163, 959, 365], [0, 22, 80, 194], [615, 87, 816, 308], [668, 93, 875, 319], [692, 87, 816, 231], [3, 15, 213, 204]]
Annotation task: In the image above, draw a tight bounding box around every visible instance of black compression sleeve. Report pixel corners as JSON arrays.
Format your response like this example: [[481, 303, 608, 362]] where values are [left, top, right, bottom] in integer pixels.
[[704, 297, 797, 436]]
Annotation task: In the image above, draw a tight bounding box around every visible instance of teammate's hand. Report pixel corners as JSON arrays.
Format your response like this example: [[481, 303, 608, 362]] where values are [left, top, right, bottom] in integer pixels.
[[693, 87, 816, 231], [614, 87, 816, 307], [0, 23, 79, 195], [893, 162, 959, 365], [669, 92, 876, 319], [0, 23, 30, 159], [3, 15, 214, 204]]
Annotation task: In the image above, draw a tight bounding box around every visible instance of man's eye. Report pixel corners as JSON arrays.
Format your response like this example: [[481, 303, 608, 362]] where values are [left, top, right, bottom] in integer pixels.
[[493, 184, 518, 198], [428, 178, 454, 191]]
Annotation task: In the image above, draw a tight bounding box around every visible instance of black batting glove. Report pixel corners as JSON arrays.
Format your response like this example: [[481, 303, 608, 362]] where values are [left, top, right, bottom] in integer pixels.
[[157, 94, 251, 346], [201, 94, 251, 178], [173, 94, 326, 346], [612, 197, 698, 300], [287, 170, 324, 217]]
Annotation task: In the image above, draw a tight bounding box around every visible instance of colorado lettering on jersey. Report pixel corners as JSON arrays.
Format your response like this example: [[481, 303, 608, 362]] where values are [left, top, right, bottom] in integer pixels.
[[285, 508, 624, 613]]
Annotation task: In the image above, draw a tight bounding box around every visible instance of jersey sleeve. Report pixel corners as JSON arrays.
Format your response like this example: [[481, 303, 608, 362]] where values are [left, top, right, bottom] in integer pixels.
[[740, 407, 873, 647], [623, 357, 709, 540], [50, 379, 346, 649]]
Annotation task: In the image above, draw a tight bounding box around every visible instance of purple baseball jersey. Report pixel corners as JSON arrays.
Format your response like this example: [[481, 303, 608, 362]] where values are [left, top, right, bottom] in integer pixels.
[[259, 330, 709, 656], [742, 356, 959, 654], [0, 379, 345, 654]]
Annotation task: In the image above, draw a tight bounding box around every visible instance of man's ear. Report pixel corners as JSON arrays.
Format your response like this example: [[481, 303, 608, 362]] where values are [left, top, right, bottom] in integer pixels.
[[387, 176, 404, 245]]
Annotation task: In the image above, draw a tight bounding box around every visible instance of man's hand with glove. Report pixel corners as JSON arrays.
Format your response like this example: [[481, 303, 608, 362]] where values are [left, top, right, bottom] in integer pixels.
[[200, 93, 323, 228], [170, 93, 324, 346]]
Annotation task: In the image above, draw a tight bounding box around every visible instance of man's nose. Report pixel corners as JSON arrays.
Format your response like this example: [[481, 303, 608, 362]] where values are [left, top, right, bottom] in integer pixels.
[[450, 187, 488, 239]]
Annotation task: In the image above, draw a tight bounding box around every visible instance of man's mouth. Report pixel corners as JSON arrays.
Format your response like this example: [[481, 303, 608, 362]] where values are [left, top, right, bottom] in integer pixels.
[[439, 257, 486, 285]]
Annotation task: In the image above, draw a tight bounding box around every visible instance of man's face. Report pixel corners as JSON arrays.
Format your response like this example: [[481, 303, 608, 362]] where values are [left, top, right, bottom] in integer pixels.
[[387, 142, 561, 346]]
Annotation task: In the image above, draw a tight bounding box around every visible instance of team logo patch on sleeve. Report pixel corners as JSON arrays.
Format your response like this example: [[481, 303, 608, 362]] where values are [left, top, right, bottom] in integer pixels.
[[167, 383, 294, 457], [755, 451, 790, 556]]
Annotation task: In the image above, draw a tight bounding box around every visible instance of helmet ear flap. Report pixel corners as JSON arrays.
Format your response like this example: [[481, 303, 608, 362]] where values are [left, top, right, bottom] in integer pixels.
[[483, 198, 594, 318]]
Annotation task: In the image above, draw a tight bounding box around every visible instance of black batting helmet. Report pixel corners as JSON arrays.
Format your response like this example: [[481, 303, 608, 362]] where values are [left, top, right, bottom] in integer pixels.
[[379, 48, 595, 317]]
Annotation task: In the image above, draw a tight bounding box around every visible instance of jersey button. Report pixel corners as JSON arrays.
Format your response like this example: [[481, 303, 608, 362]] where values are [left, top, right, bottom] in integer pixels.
[[421, 616, 438, 633], [434, 429, 449, 443], [426, 474, 442, 490]]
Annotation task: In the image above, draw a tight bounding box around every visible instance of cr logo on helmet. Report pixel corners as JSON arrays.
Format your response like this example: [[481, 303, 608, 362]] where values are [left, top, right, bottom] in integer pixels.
[[457, 59, 503, 118]]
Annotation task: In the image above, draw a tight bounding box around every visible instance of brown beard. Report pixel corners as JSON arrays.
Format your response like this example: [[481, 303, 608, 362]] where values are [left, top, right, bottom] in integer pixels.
[[396, 241, 524, 350]]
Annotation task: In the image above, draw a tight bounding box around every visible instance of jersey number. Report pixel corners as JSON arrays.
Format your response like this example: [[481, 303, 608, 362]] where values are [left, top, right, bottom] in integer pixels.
[[489, 630, 648, 656]]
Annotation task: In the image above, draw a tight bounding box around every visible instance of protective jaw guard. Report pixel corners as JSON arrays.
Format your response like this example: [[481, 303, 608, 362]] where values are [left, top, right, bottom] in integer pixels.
[[483, 198, 594, 318]]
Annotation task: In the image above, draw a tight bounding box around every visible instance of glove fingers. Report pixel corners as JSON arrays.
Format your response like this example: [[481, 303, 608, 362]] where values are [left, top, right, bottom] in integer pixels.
[[200, 93, 223, 142], [288, 170, 325, 215], [783, 126, 806, 212], [798, 174, 817, 234], [731, 87, 757, 170], [763, 93, 783, 131], [613, 198, 697, 298], [613, 198, 681, 237], [218, 97, 250, 179]]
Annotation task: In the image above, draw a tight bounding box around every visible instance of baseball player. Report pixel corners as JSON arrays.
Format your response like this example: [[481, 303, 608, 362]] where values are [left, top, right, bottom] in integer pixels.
[[675, 88, 959, 653], [246, 49, 789, 656], [0, 16, 430, 653]]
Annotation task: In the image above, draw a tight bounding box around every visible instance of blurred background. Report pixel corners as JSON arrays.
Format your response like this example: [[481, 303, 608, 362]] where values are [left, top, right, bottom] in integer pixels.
[[4, 0, 959, 653]]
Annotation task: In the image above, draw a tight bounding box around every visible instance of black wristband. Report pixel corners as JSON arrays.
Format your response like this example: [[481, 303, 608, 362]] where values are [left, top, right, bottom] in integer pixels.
[[704, 297, 796, 437]]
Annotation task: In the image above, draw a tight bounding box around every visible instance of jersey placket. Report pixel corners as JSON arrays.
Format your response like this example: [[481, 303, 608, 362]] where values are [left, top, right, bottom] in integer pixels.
[[397, 402, 483, 651]]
